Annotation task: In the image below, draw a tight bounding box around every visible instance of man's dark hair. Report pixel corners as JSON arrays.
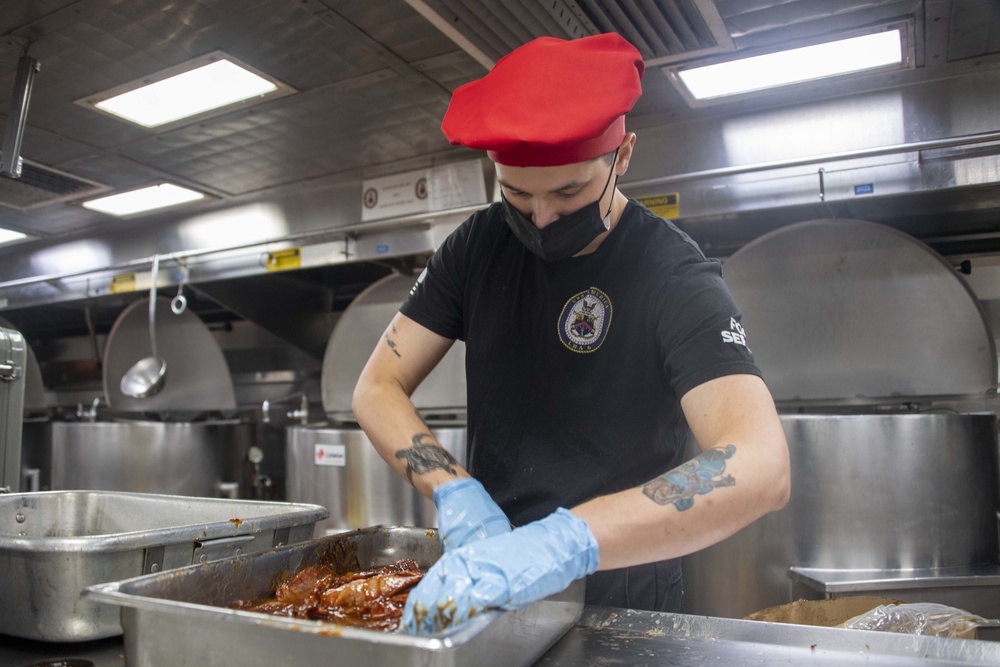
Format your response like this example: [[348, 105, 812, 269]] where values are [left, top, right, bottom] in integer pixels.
[[601, 150, 617, 166]]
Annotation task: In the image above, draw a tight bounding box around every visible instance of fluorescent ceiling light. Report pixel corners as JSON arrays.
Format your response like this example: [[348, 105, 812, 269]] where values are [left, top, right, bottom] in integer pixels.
[[0, 228, 26, 244], [82, 183, 205, 217], [84, 54, 292, 128], [675, 29, 903, 101], [95, 60, 276, 127]]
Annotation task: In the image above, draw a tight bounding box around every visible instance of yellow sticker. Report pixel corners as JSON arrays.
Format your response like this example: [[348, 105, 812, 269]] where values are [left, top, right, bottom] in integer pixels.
[[637, 193, 680, 219], [266, 248, 302, 272], [110, 272, 137, 294]]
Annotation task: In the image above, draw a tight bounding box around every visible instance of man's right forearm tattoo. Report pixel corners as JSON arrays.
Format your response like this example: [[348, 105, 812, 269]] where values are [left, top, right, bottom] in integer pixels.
[[395, 433, 458, 484], [641, 445, 736, 511]]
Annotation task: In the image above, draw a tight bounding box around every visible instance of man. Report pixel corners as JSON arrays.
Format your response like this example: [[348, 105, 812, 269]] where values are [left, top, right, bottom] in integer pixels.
[[353, 33, 790, 635]]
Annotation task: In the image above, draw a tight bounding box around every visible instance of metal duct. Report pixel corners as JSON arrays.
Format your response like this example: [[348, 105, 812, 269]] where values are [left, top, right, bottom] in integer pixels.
[[0, 158, 108, 211], [405, 0, 733, 66]]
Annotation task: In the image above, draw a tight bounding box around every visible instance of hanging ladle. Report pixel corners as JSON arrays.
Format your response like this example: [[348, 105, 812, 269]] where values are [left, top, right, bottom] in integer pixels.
[[171, 265, 187, 315], [120, 254, 167, 398]]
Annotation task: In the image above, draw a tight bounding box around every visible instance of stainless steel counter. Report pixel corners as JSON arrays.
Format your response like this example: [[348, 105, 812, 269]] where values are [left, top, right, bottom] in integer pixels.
[[538, 608, 1000, 666], [3, 607, 999, 667]]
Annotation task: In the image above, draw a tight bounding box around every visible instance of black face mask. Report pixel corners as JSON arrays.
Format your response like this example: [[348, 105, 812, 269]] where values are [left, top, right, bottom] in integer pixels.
[[501, 151, 618, 262]]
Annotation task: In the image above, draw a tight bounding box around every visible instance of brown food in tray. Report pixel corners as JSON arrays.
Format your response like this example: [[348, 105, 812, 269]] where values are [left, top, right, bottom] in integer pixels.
[[231, 559, 424, 632]]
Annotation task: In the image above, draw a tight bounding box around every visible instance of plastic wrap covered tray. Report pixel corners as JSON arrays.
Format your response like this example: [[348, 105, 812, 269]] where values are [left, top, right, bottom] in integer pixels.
[[86, 526, 585, 667], [0, 490, 327, 641]]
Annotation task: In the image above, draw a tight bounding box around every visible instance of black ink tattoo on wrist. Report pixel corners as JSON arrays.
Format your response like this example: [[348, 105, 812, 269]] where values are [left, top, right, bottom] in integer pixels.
[[384, 323, 401, 358], [642, 444, 736, 511], [395, 433, 458, 483]]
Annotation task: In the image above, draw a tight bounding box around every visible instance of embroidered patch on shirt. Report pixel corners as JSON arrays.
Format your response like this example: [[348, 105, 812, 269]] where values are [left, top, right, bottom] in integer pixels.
[[558, 287, 613, 353]]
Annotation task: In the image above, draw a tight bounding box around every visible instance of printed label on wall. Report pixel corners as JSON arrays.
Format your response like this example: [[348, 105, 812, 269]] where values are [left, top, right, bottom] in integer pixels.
[[637, 193, 679, 219], [266, 248, 301, 271], [361, 169, 430, 222], [110, 272, 137, 293], [361, 160, 487, 222], [315, 443, 346, 467]]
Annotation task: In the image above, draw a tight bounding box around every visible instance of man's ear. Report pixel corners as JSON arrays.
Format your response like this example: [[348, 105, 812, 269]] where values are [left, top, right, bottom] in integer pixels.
[[616, 132, 637, 175]]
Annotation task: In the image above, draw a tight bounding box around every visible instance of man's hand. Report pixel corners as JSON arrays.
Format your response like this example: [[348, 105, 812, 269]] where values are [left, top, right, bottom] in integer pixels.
[[403, 508, 599, 635], [434, 478, 512, 551]]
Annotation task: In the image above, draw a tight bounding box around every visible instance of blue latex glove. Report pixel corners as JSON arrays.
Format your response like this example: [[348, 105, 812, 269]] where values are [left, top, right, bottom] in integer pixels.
[[434, 477, 512, 551], [403, 508, 599, 635]]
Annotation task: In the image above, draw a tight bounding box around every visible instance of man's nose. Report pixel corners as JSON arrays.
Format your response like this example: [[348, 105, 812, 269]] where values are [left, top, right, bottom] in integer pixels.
[[531, 201, 559, 229]]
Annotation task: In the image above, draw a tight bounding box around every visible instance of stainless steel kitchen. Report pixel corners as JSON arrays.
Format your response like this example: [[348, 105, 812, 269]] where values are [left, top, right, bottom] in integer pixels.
[[1, 1, 999, 665]]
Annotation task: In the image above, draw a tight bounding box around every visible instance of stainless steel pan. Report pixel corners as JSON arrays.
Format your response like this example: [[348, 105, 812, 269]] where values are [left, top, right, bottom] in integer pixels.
[[87, 526, 584, 667], [0, 490, 327, 641]]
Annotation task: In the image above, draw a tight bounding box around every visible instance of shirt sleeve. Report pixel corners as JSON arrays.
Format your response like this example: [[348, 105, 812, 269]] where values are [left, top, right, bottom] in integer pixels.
[[656, 256, 762, 399], [399, 216, 473, 341]]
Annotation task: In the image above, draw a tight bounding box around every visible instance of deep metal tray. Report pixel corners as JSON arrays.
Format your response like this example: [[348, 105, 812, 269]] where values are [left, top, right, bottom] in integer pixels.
[[86, 526, 585, 667], [0, 490, 327, 642]]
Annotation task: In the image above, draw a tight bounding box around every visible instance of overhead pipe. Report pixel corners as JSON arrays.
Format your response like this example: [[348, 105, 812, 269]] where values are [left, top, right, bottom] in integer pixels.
[[1, 54, 41, 178], [621, 130, 1000, 189], [0, 203, 483, 291]]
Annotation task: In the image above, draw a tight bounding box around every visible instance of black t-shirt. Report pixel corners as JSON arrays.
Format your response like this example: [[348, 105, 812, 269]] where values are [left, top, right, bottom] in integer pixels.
[[401, 200, 761, 529]]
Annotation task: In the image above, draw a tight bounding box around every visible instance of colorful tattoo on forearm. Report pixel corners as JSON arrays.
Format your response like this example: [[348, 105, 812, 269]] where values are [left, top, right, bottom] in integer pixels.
[[642, 444, 736, 511], [395, 433, 458, 483], [384, 323, 401, 358]]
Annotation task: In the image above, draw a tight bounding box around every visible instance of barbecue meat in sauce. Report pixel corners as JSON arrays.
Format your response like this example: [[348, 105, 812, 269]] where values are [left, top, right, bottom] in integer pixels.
[[231, 559, 423, 632]]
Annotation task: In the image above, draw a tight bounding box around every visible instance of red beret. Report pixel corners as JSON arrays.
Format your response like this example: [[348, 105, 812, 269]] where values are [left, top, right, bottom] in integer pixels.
[[441, 33, 645, 167]]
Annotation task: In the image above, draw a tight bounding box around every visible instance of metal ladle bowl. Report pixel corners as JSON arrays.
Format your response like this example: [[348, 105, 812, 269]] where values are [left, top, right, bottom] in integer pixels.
[[120, 254, 167, 398]]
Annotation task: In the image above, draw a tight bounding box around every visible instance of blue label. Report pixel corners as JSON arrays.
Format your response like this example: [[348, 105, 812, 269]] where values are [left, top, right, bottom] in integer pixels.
[[375, 244, 389, 254], [854, 183, 874, 195]]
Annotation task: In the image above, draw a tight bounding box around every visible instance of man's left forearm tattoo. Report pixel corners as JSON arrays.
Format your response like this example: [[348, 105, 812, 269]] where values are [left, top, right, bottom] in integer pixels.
[[642, 444, 736, 511], [395, 433, 458, 484]]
